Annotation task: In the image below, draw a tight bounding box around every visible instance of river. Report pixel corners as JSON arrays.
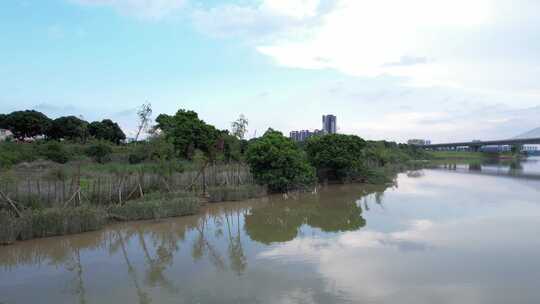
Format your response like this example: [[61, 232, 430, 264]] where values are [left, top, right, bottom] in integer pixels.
[[1, 158, 540, 303]]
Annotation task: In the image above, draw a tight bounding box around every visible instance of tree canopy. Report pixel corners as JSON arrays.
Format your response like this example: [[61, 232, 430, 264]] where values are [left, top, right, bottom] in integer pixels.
[[0, 114, 7, 129], [306, 134, 367, 182], [46, 116, 89, 141], [246, 129, 315, 192], [2, 110, 52, 139], [155, 110, 220, 159], [88, 119, 126, 144]]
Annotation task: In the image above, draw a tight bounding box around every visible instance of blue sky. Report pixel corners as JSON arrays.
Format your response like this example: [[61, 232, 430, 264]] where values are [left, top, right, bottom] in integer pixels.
[[1, 0, 539, 142]]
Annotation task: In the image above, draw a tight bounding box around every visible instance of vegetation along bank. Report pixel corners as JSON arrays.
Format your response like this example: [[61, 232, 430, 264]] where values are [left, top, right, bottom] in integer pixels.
[[0, 106, 429, 245]]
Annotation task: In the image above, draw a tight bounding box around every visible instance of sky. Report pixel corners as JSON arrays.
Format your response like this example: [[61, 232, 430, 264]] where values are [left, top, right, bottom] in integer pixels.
[[1, 0, 539, 143]]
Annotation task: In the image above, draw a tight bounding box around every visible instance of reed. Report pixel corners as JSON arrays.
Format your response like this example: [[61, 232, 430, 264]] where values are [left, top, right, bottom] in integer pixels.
[[0, 206, 107, 244], [108, 195, 200, 221], [207, 185, 267, 203], [0, 163, 254, 209]]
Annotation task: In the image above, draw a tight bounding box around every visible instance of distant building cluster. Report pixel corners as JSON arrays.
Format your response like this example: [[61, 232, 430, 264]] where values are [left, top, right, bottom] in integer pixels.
[[407, 139, 431, 146], [290, 114, 337, 142], [290, 129, 324, 142]]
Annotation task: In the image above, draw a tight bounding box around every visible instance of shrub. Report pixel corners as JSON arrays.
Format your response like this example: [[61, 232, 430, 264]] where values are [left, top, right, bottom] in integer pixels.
[[0, 142, 39, 168], [108, 195, 199, 221], [306, 134, 367, 182], [246, 129, 316, 193], [85, 141, 113, 163], [38, 141, 71, 164]]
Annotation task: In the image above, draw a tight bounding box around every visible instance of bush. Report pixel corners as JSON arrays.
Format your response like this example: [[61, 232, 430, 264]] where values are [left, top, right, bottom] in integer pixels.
[[306, 134, 367, 182], [208, 185, 267, 203], [246, 129, 316, 193], [0, 142, 39, 168], [127, 142, 153, 164], [108, 195, 199, 221], [38, 141, 71, 164], [85, 141, 113, 163]]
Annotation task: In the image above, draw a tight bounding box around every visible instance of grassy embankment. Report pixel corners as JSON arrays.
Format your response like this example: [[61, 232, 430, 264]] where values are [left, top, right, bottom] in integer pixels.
[[428, 151, 516, 162], [0, 158, 266, 245], [0, 134, 427, 245]]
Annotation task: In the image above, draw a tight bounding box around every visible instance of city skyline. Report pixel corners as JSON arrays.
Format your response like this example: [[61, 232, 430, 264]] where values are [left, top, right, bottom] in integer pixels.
[[1, 1, 539, 143], [290, 114, 336, 142]]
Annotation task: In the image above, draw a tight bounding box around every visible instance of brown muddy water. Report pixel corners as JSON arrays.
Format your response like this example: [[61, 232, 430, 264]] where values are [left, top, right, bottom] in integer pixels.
[[1, 158, 540, 304]]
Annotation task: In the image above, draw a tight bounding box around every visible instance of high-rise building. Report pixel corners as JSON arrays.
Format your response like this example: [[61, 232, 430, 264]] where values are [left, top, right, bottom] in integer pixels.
[[322, 115, 337, 134], [289, 115, 337, 142]]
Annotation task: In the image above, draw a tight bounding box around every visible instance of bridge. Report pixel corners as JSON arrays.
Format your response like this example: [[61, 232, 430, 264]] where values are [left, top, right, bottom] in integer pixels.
[[422, 137, 540, 151]]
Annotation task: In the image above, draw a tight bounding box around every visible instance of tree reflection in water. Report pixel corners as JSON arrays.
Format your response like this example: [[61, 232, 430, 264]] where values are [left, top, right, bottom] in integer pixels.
[[64, 248, 87, 304], [111, 230, 151, 304], [0, 182, 394, 302], [192, 216, 226, 271], [190, 204, 250, 276], [225, 209, 247, 276], [245, 184, 390, 244]]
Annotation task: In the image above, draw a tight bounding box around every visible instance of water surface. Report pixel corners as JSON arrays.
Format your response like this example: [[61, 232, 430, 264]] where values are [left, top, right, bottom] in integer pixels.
[[1, 158, 540, 303]]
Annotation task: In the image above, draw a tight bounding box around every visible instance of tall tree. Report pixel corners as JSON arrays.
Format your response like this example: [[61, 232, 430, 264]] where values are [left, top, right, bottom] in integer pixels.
[[2, 110, 51, 139], [155, 109, 220, 159], [135, 103, 152, 141], [245, 129, 315, 192], [306, 134, 367, 182], [231, 114, 248, 140], [88, 119, 126, 144], [46, 116, 89, 141]]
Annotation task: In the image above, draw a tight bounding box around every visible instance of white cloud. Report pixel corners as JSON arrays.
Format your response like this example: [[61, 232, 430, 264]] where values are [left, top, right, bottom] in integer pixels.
[[191, 0, 328, 40], [256, 0, 494, 85], [72, 0, 187, 19], [261, 0, 320, 19], [192, 0, 540, 94]]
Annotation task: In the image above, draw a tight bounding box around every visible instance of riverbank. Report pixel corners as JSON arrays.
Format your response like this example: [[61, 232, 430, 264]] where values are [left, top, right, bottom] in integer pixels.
[[0, 184, 267, 245], [428, 151, 518, 161]]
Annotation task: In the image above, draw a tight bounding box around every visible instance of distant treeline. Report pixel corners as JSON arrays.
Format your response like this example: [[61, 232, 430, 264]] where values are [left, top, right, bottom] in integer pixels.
[[245, 129, 429, 192], [0, 107, 431, 244], [0, 107, 429, 192], [0, 110, 125, 143]]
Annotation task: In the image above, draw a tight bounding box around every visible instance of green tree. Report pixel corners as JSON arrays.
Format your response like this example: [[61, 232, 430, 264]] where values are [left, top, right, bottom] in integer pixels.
[[306, 134, 367, 182], [245, 129, 315, 192], [46, 116, 89, 141], [2, 110, 51, 139], [220, 132, 243, 163], [155, 110, 220, 159], [0, 114, 7, 129], [88, 119, 126, 144], [154, 114, 175, 134]]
